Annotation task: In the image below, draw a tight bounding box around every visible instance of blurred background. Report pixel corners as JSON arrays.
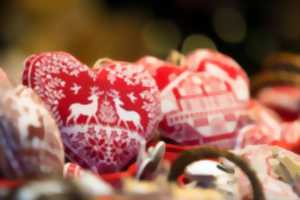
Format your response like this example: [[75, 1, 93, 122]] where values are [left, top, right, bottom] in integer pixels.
[[0, 0, 300, 83]]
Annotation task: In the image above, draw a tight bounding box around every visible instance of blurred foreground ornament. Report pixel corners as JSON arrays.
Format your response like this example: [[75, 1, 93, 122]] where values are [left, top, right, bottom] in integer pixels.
[[168, 146, 265, 200], [119, 177, 224, 200], [136, 141, 166, 180], [64, 163, 113, 196], [184, 160, 240, 200], [23, 52, 161, 173], [5, 178, 89, 200], [0, 85, 64, 178], [235, 145, 300, 200]]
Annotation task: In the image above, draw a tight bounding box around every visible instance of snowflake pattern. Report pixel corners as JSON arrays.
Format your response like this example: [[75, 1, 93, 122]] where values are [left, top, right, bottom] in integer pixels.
[[70, 83, 81, 95], [127, 92, 137, 103], [28, 53, 90, 126], [23, 52, 160, 173], [63, 126, 142, 173]]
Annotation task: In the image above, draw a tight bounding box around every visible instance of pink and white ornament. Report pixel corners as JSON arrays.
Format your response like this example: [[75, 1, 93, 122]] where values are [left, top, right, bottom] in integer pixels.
[[0, 68, 8, 82], [0, 85, 64, 178], [0, 67, 11, 91], [184, 49, 249, 102], [234, 100, 282, 148], [235, 101, 300, 152], [64, 162, 113, 195], [234, 145, 300, 200], [138, 55, 247, 148], [257, 86, 300, 121], [23, 52, 161, 173], [235, 124, 280, 149]]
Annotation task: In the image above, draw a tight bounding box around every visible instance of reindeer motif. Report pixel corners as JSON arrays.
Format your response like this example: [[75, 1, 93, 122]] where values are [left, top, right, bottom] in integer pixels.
[[66, 87, 103, 125], [108, 90, 143, 131]]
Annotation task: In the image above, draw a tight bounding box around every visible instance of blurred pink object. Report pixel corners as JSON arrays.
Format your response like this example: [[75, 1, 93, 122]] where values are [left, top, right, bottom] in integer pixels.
[[236, 100, 300, 153], [273, 121, 300, 154], [235, 100, 282, 148], [0, 85, 64, 178], [235, 124, 280, 148], [0, 68, 11, 90], [257, 86, 300, 121], [64, 163, 113, 195], [235, 145, 300, 200], [184, 48, 250, 102], [0, 68, 7, 81], [64, 162, 82, 178], [244, 100, 282, 128]]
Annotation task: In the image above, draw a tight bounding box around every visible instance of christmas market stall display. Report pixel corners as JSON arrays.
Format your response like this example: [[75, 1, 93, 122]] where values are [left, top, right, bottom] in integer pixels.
[[1, 49, 300, 200]]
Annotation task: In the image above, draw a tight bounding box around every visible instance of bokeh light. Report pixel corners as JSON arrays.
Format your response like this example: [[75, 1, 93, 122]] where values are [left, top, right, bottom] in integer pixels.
[[142, 20, 181, 56], [245, 30, 279, 63], [182, 34, 216, 53], [270, 0, 300, 41], [213, 7, 246, 44], [0, 0, 299, 78]]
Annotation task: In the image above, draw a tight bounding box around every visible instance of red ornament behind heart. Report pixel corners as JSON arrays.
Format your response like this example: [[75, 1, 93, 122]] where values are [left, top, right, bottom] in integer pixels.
[[22, 52, 161, 173], [138, 56, 247, 147]]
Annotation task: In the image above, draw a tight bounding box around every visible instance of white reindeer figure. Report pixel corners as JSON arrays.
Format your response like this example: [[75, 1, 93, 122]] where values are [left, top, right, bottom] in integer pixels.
[[108, 90, 143, 131], [67, 87, 103, 125]]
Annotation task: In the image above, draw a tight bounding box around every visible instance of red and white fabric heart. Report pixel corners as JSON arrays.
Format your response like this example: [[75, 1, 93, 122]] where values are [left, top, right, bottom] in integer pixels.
[[23, 52, 161, 173]]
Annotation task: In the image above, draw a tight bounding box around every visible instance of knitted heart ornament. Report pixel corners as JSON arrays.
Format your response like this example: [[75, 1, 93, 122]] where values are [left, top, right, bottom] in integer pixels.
[[22, 52, 161, 173]]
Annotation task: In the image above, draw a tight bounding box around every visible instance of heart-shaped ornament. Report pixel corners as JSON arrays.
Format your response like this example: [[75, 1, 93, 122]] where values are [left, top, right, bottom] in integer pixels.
[[22, 52, 161, 173], [138, 56, 247, 147]]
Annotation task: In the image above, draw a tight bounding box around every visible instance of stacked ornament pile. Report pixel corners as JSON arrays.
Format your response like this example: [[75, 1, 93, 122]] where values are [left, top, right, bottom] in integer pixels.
[[1, 49, 300, 200]]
